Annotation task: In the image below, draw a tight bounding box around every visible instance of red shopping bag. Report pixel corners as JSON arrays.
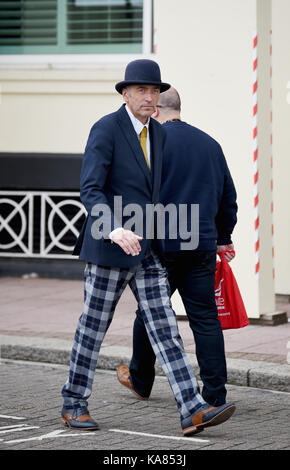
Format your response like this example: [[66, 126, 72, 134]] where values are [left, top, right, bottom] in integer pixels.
[[215, 251, 249, 330]]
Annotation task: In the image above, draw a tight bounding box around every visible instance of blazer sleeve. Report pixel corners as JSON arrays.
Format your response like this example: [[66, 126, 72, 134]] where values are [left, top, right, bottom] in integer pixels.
[[80, 119, 120, 238], [215, 149, 238, 246]]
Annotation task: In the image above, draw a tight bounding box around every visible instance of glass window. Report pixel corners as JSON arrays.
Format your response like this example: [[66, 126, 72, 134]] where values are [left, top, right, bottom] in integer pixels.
[[0, 0, 147, 54]]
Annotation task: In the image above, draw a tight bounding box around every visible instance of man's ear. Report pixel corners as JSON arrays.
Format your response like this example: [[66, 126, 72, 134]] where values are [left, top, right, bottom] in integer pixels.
[[122, 88, 129, 104], [151, 106, 160, 120]]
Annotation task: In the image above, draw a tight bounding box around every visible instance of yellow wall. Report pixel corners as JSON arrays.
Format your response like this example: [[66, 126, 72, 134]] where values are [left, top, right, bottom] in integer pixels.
[[0, 68, 123, 153], [0, 0, 288, 308]]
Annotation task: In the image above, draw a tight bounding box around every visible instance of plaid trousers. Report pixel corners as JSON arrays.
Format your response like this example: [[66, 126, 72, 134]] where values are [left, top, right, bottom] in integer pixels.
[[61, 250, 206, 421]]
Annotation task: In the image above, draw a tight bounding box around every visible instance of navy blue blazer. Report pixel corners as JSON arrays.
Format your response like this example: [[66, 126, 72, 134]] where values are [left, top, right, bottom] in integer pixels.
[[73, 104, 166, 267]]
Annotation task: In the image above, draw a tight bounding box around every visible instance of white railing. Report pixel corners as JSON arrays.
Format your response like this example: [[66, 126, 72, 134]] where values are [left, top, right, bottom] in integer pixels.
[[0, 191, 86, 259]]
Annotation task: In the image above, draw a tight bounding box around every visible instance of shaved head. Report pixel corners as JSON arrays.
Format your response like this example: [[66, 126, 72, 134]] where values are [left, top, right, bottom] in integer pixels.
[[158, 87, 181, 112], [152, 86, 182, 124]]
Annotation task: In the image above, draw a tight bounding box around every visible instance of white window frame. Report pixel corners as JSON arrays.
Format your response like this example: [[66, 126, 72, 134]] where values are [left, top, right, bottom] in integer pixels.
[[0, 0, 153, 68]]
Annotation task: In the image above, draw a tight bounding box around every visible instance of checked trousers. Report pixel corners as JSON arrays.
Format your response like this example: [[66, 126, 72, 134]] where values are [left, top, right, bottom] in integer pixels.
[[62, 250, 206, 421], [130, 250, 227, 406]]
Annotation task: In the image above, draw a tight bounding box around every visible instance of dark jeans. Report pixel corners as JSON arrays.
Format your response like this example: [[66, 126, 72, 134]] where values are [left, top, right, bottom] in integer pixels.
[[129, 250, 227, 407]]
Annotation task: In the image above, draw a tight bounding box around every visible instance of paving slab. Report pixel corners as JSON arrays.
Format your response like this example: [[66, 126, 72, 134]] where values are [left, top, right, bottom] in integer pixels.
[[0, 360, 289, 451], [1, 334, 289, 392], [0, 277, 289, 394]]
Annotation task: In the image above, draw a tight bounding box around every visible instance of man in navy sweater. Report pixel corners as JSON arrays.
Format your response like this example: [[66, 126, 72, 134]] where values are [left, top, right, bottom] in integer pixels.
[[117, 87, 238, 407]]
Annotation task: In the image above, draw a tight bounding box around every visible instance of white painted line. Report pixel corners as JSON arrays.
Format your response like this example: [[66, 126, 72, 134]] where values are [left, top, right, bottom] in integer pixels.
[[109, 429, 210, 443], [5, 429, 90, 444], [0, 426, 39, 435], [0, 424, 31, 431], [0, 414, 26, 420]]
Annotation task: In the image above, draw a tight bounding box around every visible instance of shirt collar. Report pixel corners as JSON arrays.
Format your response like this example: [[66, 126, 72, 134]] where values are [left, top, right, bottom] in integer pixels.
[[125, 105, 150, 136]]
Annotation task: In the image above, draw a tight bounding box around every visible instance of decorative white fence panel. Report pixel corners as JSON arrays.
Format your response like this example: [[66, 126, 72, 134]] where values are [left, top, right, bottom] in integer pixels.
[[0, 191, 86, 259]]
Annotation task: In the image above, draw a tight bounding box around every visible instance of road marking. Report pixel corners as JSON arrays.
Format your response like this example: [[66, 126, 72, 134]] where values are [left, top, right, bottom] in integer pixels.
[[0, 424, 31, 431], [0, 425, 39, 435], [0, 414, 26, 420], [5, 429, 90, 444], [109, 429, 210, 443]]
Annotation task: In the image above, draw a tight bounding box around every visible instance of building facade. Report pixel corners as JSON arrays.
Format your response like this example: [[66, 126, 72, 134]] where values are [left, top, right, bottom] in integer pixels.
[[0, 0, 289, 321]]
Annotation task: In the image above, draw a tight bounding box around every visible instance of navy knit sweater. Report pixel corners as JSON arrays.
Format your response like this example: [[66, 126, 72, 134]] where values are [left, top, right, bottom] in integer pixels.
[[160, 121, 238, 251]]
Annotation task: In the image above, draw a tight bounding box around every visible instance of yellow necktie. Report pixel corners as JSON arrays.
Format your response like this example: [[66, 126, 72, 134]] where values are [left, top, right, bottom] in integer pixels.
[[140, 127, 150, 169]]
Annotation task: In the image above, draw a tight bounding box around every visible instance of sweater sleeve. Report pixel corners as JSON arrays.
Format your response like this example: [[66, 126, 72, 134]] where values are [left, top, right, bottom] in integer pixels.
[[215, 149, 238, 245]]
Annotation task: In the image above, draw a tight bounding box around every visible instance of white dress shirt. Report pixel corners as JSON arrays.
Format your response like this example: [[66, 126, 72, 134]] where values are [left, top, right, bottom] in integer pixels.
[[109, 106, 151, 240]]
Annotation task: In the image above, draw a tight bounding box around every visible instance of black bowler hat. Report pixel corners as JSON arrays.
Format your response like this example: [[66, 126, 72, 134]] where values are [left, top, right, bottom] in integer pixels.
[[115, 59, 171, 94]]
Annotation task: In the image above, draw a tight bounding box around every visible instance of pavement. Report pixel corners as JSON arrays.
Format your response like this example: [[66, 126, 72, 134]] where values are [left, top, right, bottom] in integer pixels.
[[0, 276, 289, 393], [0, 360, 289, 451]]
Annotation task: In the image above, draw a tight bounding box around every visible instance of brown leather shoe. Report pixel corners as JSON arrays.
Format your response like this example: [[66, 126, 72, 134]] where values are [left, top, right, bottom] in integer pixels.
[[61, 407, 99, 431], [116, 364, 148, 400], [182, 402, 236, 436]]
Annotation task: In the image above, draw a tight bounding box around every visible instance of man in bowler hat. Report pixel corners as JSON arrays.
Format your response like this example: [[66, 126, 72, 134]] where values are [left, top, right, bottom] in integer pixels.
[[60, 60, 236, 436]]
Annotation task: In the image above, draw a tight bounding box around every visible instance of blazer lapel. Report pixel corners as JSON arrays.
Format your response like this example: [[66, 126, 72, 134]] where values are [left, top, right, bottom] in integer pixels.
[[116, 105, 152, 190]]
